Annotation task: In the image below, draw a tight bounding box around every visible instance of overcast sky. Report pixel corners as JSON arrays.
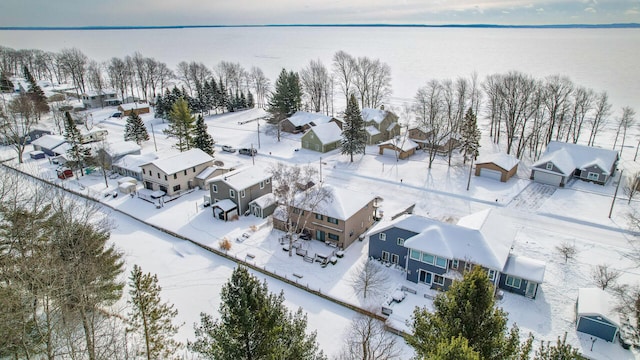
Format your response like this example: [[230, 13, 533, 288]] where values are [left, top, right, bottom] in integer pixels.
[[2, 0, 639, 27]]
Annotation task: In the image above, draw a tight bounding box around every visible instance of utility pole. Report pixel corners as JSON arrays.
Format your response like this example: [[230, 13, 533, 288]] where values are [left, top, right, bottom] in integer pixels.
[[257, 120, 261, 149], [609, 169, 623, 218], [319, 157, 322, 182], [150, 122, 158, 151], [251, 143, 255, 166], [466, 157, 474, 191]]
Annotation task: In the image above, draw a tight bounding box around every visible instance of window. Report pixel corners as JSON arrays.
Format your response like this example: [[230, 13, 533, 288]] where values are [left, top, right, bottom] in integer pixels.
[[435, 257, 447, 268], [328, 233, 339, 241], [229, 189, 236, 198], [184, 170, 187, 176], [397, 238, 405, 246], [505, 276, 521, 288], [173, 185, 181, 192], [240, 190, 245, 198], [192, 167, 196, 173], [410, 249, 421, 260], [452, 259, 459, 269], [545, 162, 553, 170], [379, 233, 386, 241], [391, 254, 399, 264], [433, 275, 444, 286], [174, 174, 177, 180], [465, 262, 473, 272], [260, 181, 265, 189], [212, 185, 218, 193], [315, 213, 324, 220], [587, 172, 600, 181], [157, 173, 160, 179], [421, 253, 434, 265], [327, 217, 339, 225], [143, 169, 146, 174], [164, 175, 167, 181], [382, 251, 390, 262], [487, 269, 496, 281], [266, 179, 270, 184]]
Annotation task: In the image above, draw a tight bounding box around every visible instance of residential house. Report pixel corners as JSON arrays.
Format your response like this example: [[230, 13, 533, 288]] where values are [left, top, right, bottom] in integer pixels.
[[31, 134, 66, 156], [249, 193, 278, 218], [112, 153, 158, 180], [377, 137, 419, 160], [368, 209, 545, 299], [140, 149, 215, 196], [475, 153, 520, 182], [93, 141, 141, 168], [280, 111, 338, 134], [81, 89, 118, 108], [301, 122, 342, 153], [361, 107, 399, 145], [576, 288, 620, 342], [1, 128, 51, 146], [530, 141, 619, 186], [408, 127, 461, 153], [118, 103, 151, 117], [273, 184, 378, 249], [208, 165, 273, 219]]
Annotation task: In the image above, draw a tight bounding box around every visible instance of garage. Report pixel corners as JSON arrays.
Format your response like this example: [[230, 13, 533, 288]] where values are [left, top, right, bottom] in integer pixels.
[[576, 288, 620, 342], [479, 168, 503, 181], [533, 170, 563, 186]]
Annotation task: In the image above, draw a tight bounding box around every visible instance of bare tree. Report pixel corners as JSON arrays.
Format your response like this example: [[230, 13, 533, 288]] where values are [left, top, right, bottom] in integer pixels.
[[86, 60, 106, 107], [150, 61, 174, 99], [556, 242, 577, 263], [270, 163, 332, 256], [332, 50, 357, 105], [107, 57, 129, 101], [587, 91, 611, 146], [414, 79, 448, 169], [1, 94, 37, 163], [543, 75, 574, 143], [300, 59, 331, 114], [565, 86, 594, 144], [338, 313, 401, 360], [354, 56, 391, 109], [349, 259, 390, 300], [215, 61, 247, 94], [612, 106, 636, 157], [591, 264, 622, 290], [57, 48, 88, 96], [249, 66, 270, 108]]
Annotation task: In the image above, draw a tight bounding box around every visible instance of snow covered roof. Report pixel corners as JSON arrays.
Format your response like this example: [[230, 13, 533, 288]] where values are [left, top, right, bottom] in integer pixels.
[[378, 138, 419, 152], [119, 103, 150, 111], [502, 255, 546, 283], [82, 89, 117, 97], [533, 141, 618, 176], [102, 141, 141, 158], [577, 288, 620, 327], [249, 193, 277, 208], [195, 166, 221, 180], [299, 184, 376, 220], [52, 142, 72, 155], [113, 153, 158, 172], [31, 134, 66, 149], [209, 165, 271, 190], [362, 108, 394, 124], [476, 152, 520, 171], [306, 122, 342, 144], [393, 209, 516, 270], [366, 126, 380, 136], [287, 111, 334, 127], [212, 199, 237, 211], [145, 148, 214, 175]]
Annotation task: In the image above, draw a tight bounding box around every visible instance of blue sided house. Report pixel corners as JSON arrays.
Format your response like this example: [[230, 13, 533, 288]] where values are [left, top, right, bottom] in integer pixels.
[[368, 209, 546, 299]]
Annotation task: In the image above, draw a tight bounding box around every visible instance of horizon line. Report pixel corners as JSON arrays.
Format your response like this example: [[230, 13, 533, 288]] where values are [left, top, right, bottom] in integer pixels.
[[1, 23, 640, 31]]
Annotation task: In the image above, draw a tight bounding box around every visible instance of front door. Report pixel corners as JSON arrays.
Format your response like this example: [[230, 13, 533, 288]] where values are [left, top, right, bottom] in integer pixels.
[[525, 281, 537, 298], [418, 270, 432, 284], [316, 230, 325, 241]]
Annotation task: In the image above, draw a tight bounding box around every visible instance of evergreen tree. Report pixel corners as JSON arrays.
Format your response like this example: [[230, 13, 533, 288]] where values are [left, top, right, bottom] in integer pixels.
[[189, 266, 325, 360], [267, 68, 302, 124], [534, 333, 583, 360], [128, 265, 182, 360], [428, 336, 481, 360], [0, 70, 13, 93], [247, 91, 255, 108], [460, 107, 481, 164], [240, 91, 247, 109], [407, 267, 529, 360], [154, 93, 166, 119], [193, 115, 215, 156], [124, 111, 150, 145], [341, 94, 367, 162], [23, 65, 49, 118], [216, 78, 227, 113], [63, 111, 91, 177], [164, 98, 195, 152]]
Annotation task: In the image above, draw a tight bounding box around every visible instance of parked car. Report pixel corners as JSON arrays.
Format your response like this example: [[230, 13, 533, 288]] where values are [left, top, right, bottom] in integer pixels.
[[221, 145, 236, 153], [110, 112, 122, 118], [238, 148, 257, 156]]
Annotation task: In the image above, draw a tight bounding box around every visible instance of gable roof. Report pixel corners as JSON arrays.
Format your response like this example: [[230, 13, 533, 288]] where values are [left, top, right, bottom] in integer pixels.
[[476, 152, 520, 171], [378, 138, 419, 152], [209, 165, 271, 190], [304, 122, 342, 144], [144, 148, 213, 175], [362, 108, 395, 124], [287, 111, 334, 127], [31, 134, 66, 149], [298, 184, 375, 220], [577, 288, 620, 327], [533, 141, 618, 176], [502, 255, 546, 283], [113, 153, 158, 172]]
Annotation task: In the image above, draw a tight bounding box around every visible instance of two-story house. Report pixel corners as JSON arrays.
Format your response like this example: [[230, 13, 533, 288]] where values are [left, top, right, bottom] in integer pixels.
[[81, 89, 119, 108], [301, 122, 343, 153], [208, 165, 273, 220], [361, 107, 399, 145], [140, 148, 215, 196], [368, 209, 546, 299], [273, 184, 378, 249]]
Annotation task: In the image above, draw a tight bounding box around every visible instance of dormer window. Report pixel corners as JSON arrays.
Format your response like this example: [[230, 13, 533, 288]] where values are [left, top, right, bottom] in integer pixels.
[[545, 162, 553, 170]]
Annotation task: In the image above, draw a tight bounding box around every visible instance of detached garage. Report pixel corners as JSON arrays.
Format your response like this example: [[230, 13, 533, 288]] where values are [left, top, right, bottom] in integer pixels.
[[475, 153, 519, 182], [576, 288, 620, 342]]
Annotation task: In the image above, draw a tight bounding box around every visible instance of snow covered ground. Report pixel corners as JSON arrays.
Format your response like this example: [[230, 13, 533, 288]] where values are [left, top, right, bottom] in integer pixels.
[[4, 105, 640, 359]]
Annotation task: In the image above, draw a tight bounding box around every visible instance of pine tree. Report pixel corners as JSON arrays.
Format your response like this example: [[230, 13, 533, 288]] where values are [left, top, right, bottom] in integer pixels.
[[407, 267, 529, 360], [429, 336, 481, 360], [128, 265, 182, 360], [534, 333, 583, 360], [341, 94, 367, 162], [63, 111, 91, 177], [460, 107, 481, 164], [267, 68, 302, 124], [193, 115, 215, 156], [189, 266, 325, 360], [164, 98, 195, 152], [23, 65, 49, 119], [247, 91, 255, 108], [124, 111, 150, 145]]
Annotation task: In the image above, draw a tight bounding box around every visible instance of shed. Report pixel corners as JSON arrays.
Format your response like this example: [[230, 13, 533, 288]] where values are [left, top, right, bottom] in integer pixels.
[[212, 199, 239, 221], [576, 288, 620, 342], [475, 153, 520, 182], [118, 103, 150, 116], [118, 182, 137, 194]]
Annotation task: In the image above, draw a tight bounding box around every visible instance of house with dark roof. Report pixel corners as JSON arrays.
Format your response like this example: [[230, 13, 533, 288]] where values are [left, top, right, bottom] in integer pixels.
[[368, 209, 545, 299], [530, 141, 619, 186]]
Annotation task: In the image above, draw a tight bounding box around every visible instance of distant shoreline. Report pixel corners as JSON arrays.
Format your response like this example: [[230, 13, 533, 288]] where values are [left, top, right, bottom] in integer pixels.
[[1, 23, 639, 31]]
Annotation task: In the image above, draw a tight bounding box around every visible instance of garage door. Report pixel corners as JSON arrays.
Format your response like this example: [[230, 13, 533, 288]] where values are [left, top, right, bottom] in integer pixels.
[[382, 147, 398, 156], [534, 171, 562, 186], [479, 168, 503, 181]]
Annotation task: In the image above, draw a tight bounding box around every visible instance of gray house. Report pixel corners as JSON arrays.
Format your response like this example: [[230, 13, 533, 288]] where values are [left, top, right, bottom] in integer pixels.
[[368, 209, 546, 299], [531, 141, 619, 186], [208, 166, 273, 218]]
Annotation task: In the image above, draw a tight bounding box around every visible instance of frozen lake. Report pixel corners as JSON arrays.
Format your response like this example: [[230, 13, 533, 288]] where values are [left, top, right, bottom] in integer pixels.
[[1, 26, 638, 112]]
